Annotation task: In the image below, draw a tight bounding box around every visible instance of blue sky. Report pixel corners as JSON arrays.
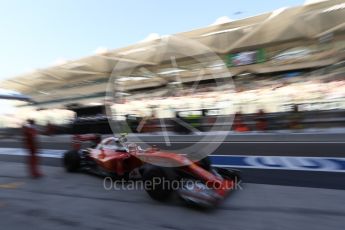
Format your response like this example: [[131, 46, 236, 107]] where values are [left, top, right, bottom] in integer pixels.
[[0, 0, 305, 80]]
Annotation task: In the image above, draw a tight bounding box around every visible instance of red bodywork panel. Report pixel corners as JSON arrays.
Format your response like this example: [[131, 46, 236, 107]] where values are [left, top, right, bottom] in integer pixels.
[[73, 135, 235, 198], [89, 149, 142, 173], [89, 147, 234, 195]]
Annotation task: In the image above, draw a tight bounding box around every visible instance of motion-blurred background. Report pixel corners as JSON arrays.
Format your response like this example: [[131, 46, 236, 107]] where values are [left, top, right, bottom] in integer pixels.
[[0, 0, 344, 136], [0, 1, 345, 230]]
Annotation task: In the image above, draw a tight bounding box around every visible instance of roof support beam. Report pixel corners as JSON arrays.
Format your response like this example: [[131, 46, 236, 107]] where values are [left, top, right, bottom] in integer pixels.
[[315, 21, 345, 38], [38, 70, 65, 81], [55, 68, 111, 75], [95, 55, 157, 65]]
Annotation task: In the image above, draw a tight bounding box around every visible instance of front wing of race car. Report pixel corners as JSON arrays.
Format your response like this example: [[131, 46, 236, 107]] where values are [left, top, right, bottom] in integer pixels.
[[177, 168, 239, 207]]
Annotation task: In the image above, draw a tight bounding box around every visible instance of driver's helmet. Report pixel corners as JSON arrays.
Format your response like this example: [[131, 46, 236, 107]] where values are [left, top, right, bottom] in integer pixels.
[[114, 138, 128, 152]]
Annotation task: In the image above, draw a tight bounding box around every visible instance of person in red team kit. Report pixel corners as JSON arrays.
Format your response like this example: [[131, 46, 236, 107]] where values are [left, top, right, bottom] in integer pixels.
[[233, 112, 250, 132], [23, 119, 43, 178]]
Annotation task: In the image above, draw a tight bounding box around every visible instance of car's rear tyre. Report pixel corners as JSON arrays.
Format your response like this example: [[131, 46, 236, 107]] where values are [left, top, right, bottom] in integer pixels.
[[142, 166, 176, 202], [63, 150, 81, 172]]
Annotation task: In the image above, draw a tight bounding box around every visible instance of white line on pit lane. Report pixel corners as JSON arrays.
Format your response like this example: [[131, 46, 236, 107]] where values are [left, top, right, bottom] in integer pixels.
[[213, 165, 345, 173], [0, 148, 63, 158], [131, 142, 345, 145]]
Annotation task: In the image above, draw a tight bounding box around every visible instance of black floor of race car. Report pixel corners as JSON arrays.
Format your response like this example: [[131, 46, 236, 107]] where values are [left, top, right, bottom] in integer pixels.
[[1, 160, 345, 230]]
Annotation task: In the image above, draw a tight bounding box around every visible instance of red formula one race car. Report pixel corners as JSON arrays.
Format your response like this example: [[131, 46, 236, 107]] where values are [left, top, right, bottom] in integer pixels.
[[63, 134, 240, 207]]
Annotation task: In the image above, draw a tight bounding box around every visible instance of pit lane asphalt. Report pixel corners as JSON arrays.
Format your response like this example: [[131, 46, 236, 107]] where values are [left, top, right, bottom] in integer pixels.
[[1, 161, 344, 230], [1, 153, 344, 190], [1, 138, 345, 190]]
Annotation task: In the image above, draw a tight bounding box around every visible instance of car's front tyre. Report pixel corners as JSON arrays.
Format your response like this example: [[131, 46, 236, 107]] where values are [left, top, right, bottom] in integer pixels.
[[142, 166, 176, 202]]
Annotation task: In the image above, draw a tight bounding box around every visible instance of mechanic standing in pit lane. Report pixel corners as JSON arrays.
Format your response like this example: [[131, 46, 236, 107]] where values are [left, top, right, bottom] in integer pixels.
[[22, 119, 43, 178]]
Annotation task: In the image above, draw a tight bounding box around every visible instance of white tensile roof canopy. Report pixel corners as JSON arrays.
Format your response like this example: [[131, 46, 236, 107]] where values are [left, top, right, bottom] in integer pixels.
[[0, 0, 344, 108]]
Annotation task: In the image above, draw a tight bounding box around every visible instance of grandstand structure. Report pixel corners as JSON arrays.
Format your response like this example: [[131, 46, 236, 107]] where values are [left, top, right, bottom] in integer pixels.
[[0, 0, 344, 118]]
